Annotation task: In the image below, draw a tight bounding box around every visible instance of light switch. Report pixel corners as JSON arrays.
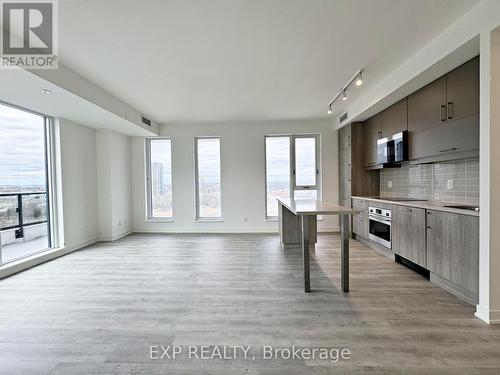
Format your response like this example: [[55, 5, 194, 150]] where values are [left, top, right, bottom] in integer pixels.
[[387, 181, 393, 188], [447, 179, 454, 190]]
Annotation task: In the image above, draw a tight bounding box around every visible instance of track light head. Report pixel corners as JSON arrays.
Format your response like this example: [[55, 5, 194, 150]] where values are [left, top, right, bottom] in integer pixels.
[[355, 72, 363, 86], [327, 105, 332, 115], [342, 90, 347, 101]]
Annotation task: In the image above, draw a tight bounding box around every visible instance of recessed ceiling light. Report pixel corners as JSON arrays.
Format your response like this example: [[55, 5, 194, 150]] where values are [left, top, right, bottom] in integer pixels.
[[41, 89, 52, 94]]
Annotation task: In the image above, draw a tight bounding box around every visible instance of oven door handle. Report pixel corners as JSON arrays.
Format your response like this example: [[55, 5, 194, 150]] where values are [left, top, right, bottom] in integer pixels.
[[369, 217, 392, 225]]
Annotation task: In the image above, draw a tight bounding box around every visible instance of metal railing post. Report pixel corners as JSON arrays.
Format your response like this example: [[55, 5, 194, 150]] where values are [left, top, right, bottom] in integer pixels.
[[16, 193, 24, 239]]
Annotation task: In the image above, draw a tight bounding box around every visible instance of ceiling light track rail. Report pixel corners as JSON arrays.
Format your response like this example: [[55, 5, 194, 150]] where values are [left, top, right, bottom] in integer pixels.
[[327, 70, 363, 114]]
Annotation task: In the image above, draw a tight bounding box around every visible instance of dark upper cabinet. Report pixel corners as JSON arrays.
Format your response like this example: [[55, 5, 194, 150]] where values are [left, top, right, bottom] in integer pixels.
[[408, 76, 447, 133], [408, 115, 479, 160], [363, 113, 382, 167], [362, 57, 479, 166], [381, 98, 408, 138], [408, 57, 479, 162], [446, 57, 479, 122]]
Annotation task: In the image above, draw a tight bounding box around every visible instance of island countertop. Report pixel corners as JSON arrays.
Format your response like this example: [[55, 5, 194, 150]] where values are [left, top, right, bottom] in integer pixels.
[[278, 198, 359, 216]]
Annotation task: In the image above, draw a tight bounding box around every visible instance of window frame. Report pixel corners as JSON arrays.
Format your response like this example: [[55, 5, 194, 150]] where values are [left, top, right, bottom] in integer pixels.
[[145, 137, 174, 222], [194, 136, 223, 222], [264, 134, 321, 219], [0, 100, 58, 265]]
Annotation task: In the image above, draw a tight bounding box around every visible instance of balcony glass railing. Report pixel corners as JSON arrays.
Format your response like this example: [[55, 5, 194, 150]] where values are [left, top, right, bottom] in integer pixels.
[[0, 192, 49, 264]]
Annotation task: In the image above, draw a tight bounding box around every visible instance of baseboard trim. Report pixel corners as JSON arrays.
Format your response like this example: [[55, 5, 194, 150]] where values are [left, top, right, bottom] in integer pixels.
[[0, 238, 97, 280], [133, 228, 340, 234], [475, 305, 500, 324], [99, 230, 133, 242]]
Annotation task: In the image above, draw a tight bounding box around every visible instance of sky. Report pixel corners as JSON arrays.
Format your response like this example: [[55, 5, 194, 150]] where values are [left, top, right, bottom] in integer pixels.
[[0, 103, 46, 187], [266, 137, 316, 186], [197, 138, 221, 185]]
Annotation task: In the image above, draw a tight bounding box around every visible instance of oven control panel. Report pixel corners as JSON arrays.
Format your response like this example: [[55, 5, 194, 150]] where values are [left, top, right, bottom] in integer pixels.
[[369, 207, 392, 219]]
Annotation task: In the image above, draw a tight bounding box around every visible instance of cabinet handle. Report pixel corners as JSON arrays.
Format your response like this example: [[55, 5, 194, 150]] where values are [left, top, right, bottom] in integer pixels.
[[447, 102, 454, 120], [440, 105, 447, 122], [439, 147, 457, 153], [427, 226, 431, 229]]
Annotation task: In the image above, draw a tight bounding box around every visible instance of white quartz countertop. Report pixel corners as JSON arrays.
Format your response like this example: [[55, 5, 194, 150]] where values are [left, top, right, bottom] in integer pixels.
[[278, 198, 359, 216], [351, 196, 479, 217]]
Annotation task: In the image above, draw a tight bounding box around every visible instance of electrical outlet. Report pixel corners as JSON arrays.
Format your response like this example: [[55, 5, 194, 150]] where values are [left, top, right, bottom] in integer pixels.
[[387, 181, 393, 188], [447, 179, 454, 190], [243, 217, 248, 223]]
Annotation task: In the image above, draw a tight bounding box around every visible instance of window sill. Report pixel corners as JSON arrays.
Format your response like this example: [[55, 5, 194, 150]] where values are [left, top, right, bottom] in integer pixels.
[[195, 219, 223, 223], [146, 218, 174, 223], [0, 245, 68, 279]]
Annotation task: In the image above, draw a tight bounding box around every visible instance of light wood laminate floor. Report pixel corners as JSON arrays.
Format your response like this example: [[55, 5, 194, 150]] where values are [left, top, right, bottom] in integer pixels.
[[0, 233, 499, 374]]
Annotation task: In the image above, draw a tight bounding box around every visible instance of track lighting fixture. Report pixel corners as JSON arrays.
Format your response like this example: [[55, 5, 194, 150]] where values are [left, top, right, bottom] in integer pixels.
[[327, 70, 363, 113]]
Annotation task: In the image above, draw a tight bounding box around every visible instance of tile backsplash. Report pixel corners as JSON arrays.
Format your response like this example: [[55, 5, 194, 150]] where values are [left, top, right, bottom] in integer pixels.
[[380, 158, 479, 205]]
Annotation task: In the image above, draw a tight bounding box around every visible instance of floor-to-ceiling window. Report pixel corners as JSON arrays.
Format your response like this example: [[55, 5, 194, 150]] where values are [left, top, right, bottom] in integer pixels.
[[0, 102, 53, 265], [265, 134, 320, 218], [195, 137, 222, 220], [146, 138, 173, 220]]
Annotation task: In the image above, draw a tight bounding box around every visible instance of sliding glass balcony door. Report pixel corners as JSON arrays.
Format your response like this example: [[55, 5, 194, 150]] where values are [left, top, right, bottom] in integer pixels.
[[0, 102, 52, 265]]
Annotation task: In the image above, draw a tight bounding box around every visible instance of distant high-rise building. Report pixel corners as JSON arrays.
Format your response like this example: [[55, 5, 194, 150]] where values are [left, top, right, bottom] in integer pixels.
[[152, 162, 164, 195]]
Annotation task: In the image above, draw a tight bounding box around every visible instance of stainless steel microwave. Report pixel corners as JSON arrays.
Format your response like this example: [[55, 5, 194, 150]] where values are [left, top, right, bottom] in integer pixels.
[[377, 130, 408, 165]]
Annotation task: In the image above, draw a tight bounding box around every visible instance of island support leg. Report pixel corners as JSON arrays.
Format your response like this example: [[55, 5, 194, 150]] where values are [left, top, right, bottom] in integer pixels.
[[301, 215, 311, 293], [340, 214, 350, 293]]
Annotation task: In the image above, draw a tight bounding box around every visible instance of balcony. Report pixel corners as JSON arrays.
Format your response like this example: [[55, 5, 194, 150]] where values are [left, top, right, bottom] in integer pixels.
[[0, 192, 50, 265]]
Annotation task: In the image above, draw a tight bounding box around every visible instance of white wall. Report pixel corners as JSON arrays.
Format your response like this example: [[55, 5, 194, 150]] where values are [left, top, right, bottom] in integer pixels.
[[478, 26, 500, 323], [58, 119, 99, 249], [490, 27, 500, 321], [131, 119, 338, 233], [96, 130, 132, 241]]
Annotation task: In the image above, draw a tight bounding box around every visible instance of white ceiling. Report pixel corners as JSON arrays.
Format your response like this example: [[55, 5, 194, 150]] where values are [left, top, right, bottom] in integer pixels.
[[57, 0, 479, 124]]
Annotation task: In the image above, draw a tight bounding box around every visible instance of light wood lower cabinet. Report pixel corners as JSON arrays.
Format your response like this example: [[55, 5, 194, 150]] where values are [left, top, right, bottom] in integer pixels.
[[351, 198, 480, 305], [426, 210, 479, 303], [352, 198, 368, 239], [392, 206, 426, 267]]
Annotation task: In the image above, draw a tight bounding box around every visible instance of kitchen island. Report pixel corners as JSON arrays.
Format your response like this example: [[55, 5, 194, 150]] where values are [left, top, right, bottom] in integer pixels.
[[277, 198, 359, 293]]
